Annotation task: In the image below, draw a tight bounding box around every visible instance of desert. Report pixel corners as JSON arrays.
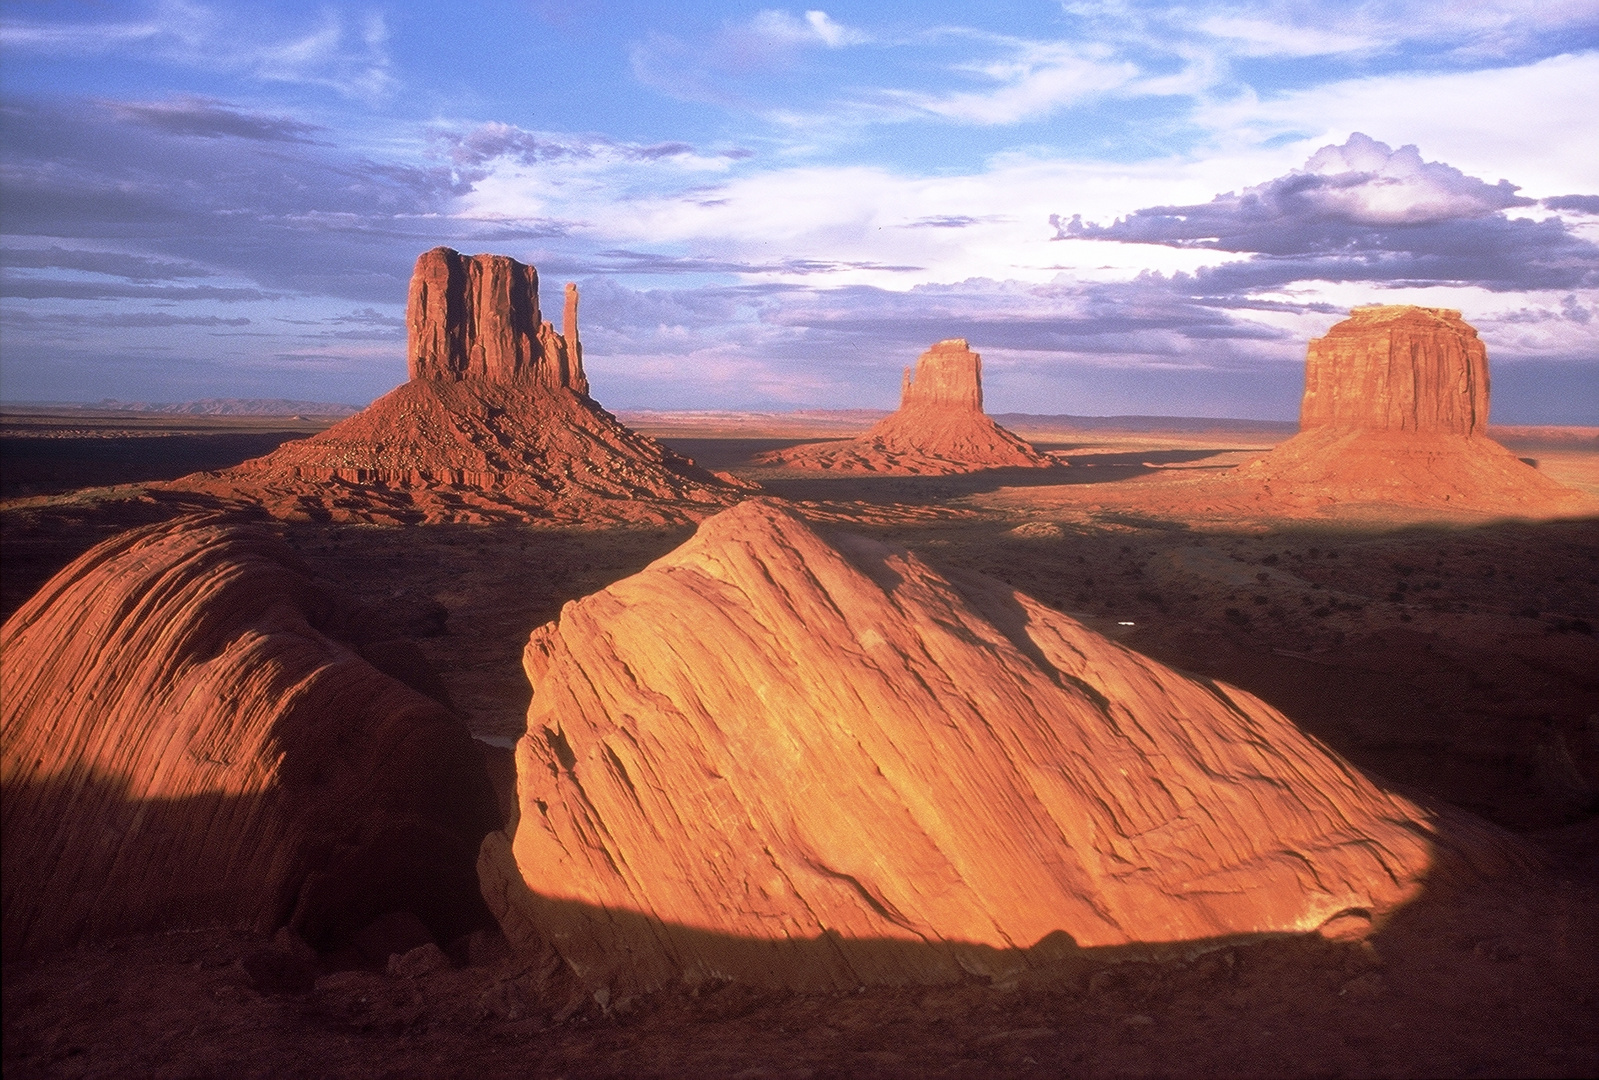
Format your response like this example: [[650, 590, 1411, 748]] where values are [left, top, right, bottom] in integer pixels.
[[3, 254, 1597, 1078], [5, 9, 1599, 1074]]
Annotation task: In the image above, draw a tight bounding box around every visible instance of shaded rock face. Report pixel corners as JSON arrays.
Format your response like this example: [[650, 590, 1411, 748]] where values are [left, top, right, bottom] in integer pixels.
[[171, 248, 740, 525], [1, 517, 499, 958], [756, 340, 1055, 474], [481, 500, 1508, 992], [407, 247, 587, 393], [1301, 306, 1488, 435]]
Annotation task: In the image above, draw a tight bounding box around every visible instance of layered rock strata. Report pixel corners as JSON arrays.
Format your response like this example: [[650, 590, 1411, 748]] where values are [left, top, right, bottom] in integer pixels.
[[1, 516, 499, 957], [756, 339, 1056, 474], [1300, 306, 1487, 434], [1224, 306, 1589, 515], [481, 500, 1515, 992], [172, 248, 739, 525]]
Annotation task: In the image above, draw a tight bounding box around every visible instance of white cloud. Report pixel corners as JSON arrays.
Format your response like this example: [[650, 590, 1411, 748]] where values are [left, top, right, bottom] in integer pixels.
[[1197, 51, 1599, 195], [0, 0, 396, 100]]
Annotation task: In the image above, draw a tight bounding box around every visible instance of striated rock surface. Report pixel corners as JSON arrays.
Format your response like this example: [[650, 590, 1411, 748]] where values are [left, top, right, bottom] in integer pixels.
[[1, 516, 499, 957], [480, 500, 1517, 992], [1301, 306, 1487, 435], [756, 340, 1057, 474], [407, 247, 586, 392], [1217, 306, 1592, 517], [169, 248, 741, 525]]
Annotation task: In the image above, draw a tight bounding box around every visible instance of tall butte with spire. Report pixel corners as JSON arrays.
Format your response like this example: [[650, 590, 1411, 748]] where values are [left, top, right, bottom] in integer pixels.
[[757, 339, 1059, 474], [181, 248, 739, 525], [1227, 305, 1590, 515]]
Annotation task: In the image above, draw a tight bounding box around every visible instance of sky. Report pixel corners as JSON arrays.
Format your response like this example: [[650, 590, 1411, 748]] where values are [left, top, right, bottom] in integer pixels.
[[1, 1, 1597, 421]]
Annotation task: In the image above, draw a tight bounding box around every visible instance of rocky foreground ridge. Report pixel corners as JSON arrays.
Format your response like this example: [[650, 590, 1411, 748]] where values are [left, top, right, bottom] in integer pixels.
[[1, 517, 498, 958], [167, 248, 741, 525], [481, 500, 1525, 992], [757, 339, 1057, 474]]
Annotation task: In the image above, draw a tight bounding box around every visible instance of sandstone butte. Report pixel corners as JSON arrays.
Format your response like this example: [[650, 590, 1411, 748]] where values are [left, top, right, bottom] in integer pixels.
[[756, 339, 1058, 474], [479, 499, 1526, 993], [1, 515, 499, 958], [170, 248, 742, 525], [1226, 305, 1592, 514]]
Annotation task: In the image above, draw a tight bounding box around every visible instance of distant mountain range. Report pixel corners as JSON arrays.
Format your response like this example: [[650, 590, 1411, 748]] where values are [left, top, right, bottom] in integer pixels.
[[8, 398, 362, 417]]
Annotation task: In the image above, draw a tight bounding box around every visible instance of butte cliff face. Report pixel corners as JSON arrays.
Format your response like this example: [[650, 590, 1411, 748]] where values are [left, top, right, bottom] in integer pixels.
[[757, 339, 1056, 474], [1, 516, 499, 957], [173, 248, 738, 525], [407, 247, 588, 393], [480, 500, 1521, 992], [1300, 306, 1488, 434], [1227, 306, 1588, 516]]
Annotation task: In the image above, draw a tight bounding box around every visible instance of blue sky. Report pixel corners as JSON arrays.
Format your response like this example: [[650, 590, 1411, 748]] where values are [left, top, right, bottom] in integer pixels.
[[2, 1, 1597, 420]]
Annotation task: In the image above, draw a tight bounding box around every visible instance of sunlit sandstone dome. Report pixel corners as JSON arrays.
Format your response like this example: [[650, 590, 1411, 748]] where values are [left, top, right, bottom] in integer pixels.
[[170, 248, 742, 525], [756, 339, 1058, 474], [480, 499, 1524, 992], [1229, 305, 1591, 514], [1, 516, 499, 958]]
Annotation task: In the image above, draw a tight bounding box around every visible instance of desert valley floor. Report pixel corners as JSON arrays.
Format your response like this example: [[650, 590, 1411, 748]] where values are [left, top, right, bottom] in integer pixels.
[[3, 407, 1597, 1079]]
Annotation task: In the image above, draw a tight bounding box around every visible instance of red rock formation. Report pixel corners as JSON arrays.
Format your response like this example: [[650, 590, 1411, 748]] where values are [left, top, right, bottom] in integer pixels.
[[756, 340, 1057, 474], [1301, 306, 1488, 435], [169, 249, 739, 525], [479, 500, 1518, 992], [1217, 306, 1591, 516], [406, 247, 586, 390], [1, 516, 499, 957]]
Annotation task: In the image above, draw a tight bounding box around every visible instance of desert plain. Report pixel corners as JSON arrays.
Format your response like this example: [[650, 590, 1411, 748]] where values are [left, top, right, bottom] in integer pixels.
[[3, 384, 1596, 1077]]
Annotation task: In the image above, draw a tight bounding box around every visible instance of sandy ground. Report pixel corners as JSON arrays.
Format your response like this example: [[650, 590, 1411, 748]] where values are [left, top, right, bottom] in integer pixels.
[[3, 413, 1597, 1078]]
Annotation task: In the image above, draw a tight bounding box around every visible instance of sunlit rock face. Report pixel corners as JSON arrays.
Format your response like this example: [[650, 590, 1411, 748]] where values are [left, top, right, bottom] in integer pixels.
[[173, 248, 739, 525], [1300, 306, 1488, 435], [407, 246, 587, 392], [1, 517, 499, 957], [756, 340, 1056, 474], [1229, 306, 1590, 515], [481, 500, 1491, 992]]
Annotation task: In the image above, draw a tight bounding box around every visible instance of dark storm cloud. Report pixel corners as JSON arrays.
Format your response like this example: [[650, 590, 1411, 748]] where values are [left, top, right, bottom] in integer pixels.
[[0, 247, 214, 281], [1054, 133, 1599, 293], [105, 97, 325, 143]]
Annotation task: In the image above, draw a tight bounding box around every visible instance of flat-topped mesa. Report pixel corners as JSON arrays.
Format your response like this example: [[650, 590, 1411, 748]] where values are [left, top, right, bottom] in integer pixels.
[[406, 247, 587, 393], [1301, 305, 1488, 436], [900, 338, 983, 412]]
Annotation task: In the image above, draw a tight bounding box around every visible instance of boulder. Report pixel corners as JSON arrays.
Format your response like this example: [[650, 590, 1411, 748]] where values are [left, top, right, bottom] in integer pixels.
[[1, 516, 500, 957], [481, 500, 1520, 992], [756, 340, 1056, 474]]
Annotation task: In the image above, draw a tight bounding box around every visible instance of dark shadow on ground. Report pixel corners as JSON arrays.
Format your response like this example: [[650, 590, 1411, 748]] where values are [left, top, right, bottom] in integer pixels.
[[0, 432, 316, 498]]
